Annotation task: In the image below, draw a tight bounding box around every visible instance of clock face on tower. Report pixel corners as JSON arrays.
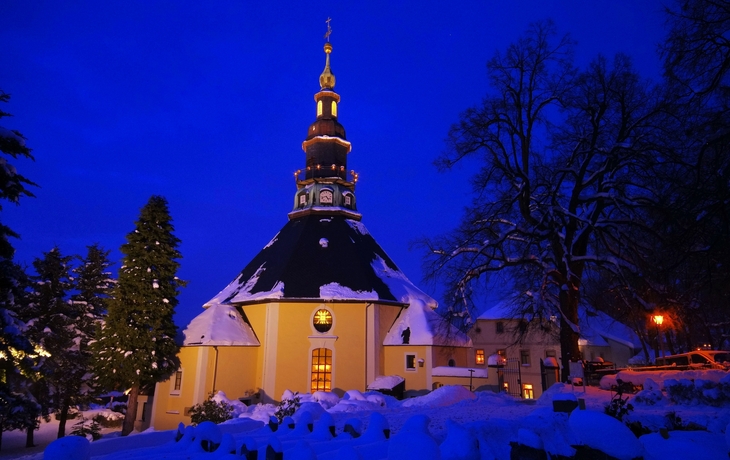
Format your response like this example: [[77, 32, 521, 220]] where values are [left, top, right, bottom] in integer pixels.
[[320, 190, 333, 204]]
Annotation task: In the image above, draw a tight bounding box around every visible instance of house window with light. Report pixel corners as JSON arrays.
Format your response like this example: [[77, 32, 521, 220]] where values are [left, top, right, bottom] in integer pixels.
[[405, 354, 417, 372], [311, 348, 332, 392], [475, 349, 485, 365], [313, 308, 333, 333], [523, 383, 534, 399]]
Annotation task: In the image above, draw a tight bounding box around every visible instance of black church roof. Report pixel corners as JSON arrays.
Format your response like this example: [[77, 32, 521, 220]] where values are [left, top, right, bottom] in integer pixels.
[[206, 215, 410, 306]]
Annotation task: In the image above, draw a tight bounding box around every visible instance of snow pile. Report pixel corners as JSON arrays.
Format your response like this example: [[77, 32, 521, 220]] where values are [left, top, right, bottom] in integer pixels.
[[569, 410, 644, 459], [182, 303, 259, 346], [367, 375, 405, 391], [600, 369, 730, 390], [401, 385, 476, 408]]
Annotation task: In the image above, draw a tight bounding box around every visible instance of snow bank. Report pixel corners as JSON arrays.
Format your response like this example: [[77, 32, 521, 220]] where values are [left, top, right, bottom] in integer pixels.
[[402, 385, 476, 408], [569, 410, 643, 459], [600, 369, 730, 390]]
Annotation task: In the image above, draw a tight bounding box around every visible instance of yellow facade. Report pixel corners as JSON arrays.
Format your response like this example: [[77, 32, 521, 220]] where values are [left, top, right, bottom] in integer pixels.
[[151, 300, 407, 429]]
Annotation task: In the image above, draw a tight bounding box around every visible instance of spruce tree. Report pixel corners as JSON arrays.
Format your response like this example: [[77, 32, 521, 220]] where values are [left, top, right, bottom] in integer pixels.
[[24, 247, 75, 446], [0, 90, 38, 450], [0, 259, 38, 451], [51, 244, 114, 438], [93, 196, 185, 436]]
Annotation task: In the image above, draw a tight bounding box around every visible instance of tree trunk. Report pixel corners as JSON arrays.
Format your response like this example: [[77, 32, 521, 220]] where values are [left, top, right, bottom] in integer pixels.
[[559, 289, 582, 382], [57, 401, 69, 439], [122, 385, 140, 436], [25, 423, 34, 448]]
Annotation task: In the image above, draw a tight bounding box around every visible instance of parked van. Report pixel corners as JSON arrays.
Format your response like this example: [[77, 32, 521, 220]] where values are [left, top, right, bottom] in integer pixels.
[[656, 350, 730, 370]]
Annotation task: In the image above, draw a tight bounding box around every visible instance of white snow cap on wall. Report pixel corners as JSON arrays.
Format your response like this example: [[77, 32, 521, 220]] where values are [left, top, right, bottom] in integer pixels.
[[375, 255, 471, 347], [182, 303, 260, 346]]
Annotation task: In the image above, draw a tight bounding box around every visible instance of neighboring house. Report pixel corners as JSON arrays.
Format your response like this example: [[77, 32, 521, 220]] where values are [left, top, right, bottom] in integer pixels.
[[467, 301, 642, 400], [467, 302, 561, 400], [149, 39, 480, 432]]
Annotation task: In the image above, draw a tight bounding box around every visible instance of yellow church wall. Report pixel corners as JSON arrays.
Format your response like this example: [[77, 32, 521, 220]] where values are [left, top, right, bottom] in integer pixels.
[[150, 346, 260, 431], [383, 345, 430, 396], [242, 303, 269, 395]]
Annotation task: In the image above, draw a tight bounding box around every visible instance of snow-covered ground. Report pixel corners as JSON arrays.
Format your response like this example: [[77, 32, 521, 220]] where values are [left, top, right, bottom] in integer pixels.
[[4, 376, 730, 460]]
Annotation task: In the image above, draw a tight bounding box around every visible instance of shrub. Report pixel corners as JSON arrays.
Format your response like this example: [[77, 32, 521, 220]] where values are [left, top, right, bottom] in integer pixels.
[[188, 394, 234, 426], [70, 416, 102, 441], [274, 393, 301, 424]]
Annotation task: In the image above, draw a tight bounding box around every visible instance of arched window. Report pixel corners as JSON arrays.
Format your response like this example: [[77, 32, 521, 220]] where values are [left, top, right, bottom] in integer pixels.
[[311, 348, 332, 392], [343, 193, 353, 208], [317, 100, 323, 117], [331, 100, 338, 117]]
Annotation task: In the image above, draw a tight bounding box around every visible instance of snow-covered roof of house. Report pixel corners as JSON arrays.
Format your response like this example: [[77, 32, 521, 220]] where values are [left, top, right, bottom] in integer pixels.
[[206, 215, 418, 306], [182, 303, 259, 346], [476, 299, 640, 350]]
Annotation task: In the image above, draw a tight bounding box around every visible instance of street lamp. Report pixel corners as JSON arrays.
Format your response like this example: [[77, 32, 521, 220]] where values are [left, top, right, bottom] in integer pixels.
[[652, 314, 666, 363]]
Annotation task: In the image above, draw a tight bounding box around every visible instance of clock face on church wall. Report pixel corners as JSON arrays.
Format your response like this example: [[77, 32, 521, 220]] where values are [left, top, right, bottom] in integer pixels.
[[320, 190, 333, 204], [313, 308, 333, 333]]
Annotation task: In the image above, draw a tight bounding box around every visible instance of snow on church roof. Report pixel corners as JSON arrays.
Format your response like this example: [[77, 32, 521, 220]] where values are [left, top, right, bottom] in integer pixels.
[[205, 215, 416, 306], [377, 255, 471, 347], [182, 303, 259, 346], [200, 214, 469, 347]]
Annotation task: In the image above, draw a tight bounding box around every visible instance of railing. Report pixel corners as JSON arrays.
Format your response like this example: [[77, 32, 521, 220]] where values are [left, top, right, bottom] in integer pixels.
[[293, 166, 359, 183]]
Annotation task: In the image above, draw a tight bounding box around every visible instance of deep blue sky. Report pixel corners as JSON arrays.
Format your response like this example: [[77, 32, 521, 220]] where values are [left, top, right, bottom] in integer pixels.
[[1, 1, 668, 328]]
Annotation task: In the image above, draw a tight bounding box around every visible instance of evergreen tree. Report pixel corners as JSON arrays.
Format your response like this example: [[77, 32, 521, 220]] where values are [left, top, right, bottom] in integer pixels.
[[93, 196, 185, 436], [0, 91, 38, 450], [50, 244, 114, 439], [22, 247, 75, 446], [0, 259, 39, 451], [0, 90, 36, 260]]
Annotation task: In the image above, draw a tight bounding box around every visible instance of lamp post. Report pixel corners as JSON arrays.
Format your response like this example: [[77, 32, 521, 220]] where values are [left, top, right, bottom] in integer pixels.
[[652, 314, 665, 363]]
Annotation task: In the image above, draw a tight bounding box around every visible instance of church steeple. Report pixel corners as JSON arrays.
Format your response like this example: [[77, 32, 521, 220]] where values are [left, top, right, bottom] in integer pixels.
[[290, 20, 361, 221]]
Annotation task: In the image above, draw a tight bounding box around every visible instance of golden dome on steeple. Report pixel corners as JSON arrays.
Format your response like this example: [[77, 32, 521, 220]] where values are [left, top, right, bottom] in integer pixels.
[[319, 19, 335, 90]]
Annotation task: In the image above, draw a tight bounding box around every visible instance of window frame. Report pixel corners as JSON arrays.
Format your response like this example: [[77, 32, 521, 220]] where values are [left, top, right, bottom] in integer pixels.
[[405, 353, 417, 372], [170, 370, 183, 396], [475, 349, 485, 365], [520, 349, 531, 367]]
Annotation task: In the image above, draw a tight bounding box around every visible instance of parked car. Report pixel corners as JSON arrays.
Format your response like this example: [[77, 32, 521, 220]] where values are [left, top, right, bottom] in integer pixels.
[[656, 350, 730, 370]]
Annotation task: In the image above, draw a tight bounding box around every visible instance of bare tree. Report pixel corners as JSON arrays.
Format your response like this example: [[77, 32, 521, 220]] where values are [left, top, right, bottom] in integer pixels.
[[426, 22, 671, 379]]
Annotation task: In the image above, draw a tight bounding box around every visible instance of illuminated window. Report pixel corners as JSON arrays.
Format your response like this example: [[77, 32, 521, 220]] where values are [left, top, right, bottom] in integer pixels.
[[331, 101, 337, 117], [520, 349, 531, 366], [496, 321, 504, 333], [475, 349, 485, 365], [523, 383, 534, 399], [170, 370, 182, 395], [313, 308, 333, 333], [405, 354, 416, 372], [317, 100, 323, 117], [503, 381, 509, 393], [311, 348, 332, 392], [320, 189, 333, 204]]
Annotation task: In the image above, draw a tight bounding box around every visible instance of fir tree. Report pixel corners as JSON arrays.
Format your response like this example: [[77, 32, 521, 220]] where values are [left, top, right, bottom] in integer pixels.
[[22, 247, 75, 446], [0, 90, 38, 450], [0, 90, 36, 260], [0, 259, 39, 451], [51, 244, 114, 438], [93, 196, 185, 436]]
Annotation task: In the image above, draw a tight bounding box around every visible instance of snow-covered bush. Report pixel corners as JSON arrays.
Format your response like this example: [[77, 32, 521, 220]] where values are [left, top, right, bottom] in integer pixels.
[[665, 378, 730, 406], [274, 392, 301, 423], [70, 416, 102, 441], [188, 393, 234, 426], [633, 378, 664, 405]]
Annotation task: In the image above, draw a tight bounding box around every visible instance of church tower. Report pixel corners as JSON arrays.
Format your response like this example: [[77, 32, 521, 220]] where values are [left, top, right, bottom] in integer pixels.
[[151, 23, 473, 431], [290, 36, 360, 221]]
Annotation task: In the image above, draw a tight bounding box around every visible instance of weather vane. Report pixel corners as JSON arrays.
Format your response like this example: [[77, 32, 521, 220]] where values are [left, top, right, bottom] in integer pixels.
[[324, 17, 332, 42]]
